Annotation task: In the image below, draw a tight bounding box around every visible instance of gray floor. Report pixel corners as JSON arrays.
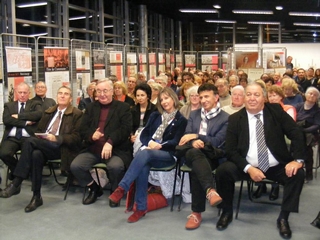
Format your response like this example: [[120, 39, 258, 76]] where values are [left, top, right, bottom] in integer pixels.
[[0, 168, 319, 240]]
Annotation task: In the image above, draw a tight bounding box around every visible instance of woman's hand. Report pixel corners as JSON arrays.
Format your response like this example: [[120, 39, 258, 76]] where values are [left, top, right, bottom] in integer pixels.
[[148, 140, 162, 150], [130, 134, 137, 143]]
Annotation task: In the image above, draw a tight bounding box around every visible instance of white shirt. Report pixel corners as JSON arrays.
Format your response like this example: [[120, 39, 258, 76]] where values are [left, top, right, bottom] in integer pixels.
[[244, 110, 279, 172], [8, 101, 30, 138], [46, 107, 67, 135]]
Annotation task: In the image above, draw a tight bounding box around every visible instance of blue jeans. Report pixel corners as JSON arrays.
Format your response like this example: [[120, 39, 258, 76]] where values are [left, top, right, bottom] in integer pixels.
[[119, 149, 175, 211]]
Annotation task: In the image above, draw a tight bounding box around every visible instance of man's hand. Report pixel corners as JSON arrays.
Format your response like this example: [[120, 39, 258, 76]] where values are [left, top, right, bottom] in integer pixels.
[[130, 134, 137, 143], [247, 166, 266, 182], [92, 127, 104, 141], [26, 121, 35, 125], [285, 160, 303, 177], [101, 142, 113, 159], [191, 139, 204, 149], [179, 133, 198, 146], [148, 140, 162, 150], [46, 133, 57, 142], [11, 114, 18, 119]]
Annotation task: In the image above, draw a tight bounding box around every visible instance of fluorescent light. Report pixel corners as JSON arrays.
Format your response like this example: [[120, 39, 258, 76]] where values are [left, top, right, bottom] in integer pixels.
[[206, 20, 236, 24], [233, 10, 273, 15], [289, 12, 320, 17], [69, 16, 86, 21], [222, 26, 247, 29], [29, 32, 48, 37], [275, 6, 283, 10], [104, 25, 113, 28], [179, 9, 218, 13], [22, 23, 30, 27], [17, 2, 47, 8], [213, 5, 221, 9], [248, 21, 280, 25], [294, 22, 320, 27]]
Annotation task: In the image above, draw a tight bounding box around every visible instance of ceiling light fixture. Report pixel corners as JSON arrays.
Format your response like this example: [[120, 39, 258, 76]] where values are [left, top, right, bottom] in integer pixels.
[[179, 9, 218, 13], [233, 10, 273, 15], [206, 20, 236, 24], [294, 22, 320, 27], [248, 21, 280, 25], [17, 2, 47, 8], [213, 5, 221, 9], [289, 12, 320, 17], [275, 6, 283, 10]]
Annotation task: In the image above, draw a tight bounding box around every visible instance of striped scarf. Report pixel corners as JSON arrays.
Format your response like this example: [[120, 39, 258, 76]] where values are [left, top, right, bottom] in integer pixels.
[[199, 103, 221, 136]]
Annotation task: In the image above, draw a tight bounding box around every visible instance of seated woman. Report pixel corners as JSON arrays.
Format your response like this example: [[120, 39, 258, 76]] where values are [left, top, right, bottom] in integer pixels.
[[109, 87, 188, 223], [296, 87, 320, 183], [180, 86, 200, 119], [149, 82, 163, 105], [282, 78, 304, 107], [113, 81, 135, 107]]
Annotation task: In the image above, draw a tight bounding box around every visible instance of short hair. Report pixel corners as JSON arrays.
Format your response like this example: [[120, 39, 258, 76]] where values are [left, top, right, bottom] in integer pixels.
[[149, 82, 163, 92], [134, 83, 152, 100], [231, 85, 245, 95], [254, 79, 266, 90], [198, 83, 219, 95], [305, 86, 320, 99], [267, 85, 285, 99], [180, 82, 195, 98], [194, 75, 203, 85], [157, 87, 180, 113], [213, 71, 223, 78], [109, 75, 118, 82], [113, 81, 128, 95], [35, 81, 46, 87], [181, 72, 195, 82], [186, 85, 199, 100], [86, 82, 96, 91], [215, 78, 229, 87], [228, 75, 239, 84], [155, 75, 168, 85], [97, 78, 113, 89], [58, 85, 72, 97], [281, 78, 299, 93], [245, 82, 267, 98], [16, 82, 30, 91]]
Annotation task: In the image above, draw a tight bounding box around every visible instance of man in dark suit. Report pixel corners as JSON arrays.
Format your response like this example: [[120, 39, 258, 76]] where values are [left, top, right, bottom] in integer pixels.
[[215, 82, 306, 239], [31, 81, 56, 111], [0, 86, 83, 212], [78, 82, 96, 111], [0, 82, 42, 177], [71, 79, 132, 207]]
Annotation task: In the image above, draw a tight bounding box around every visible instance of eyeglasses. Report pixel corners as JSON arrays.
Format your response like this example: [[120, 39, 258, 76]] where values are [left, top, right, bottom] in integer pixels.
[[190, 94, 199, 98], [36, 86, 46, 89], [96, 89, 113, 95]]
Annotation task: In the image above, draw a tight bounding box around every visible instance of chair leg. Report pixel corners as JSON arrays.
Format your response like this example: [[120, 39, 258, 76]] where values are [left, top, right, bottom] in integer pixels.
[[48, 163, 64, 186], [235, 180, 244, 219], [178, 171, 186, 211], [94, 168, 102, 187], [64, 175, 72, 201], [247, 180, 253, 202], [5, 167, 10, 187], [170, 164, 178, 212]]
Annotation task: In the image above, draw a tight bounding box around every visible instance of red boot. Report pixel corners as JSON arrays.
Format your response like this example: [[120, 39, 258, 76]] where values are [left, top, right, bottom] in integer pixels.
[[109, 186, 125, 204], [127, 210, 147, 223]]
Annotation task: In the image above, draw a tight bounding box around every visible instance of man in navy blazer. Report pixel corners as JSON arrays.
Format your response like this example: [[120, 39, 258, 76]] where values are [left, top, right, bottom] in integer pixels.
[[179, 84, 229, 230], [216, 82, 306, 239]]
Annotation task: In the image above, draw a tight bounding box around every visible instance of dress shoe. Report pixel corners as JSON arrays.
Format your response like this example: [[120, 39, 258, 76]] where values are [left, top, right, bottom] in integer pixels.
[[0, 183, 21, 198], [25, 196, 43, 213], [206, 188, 222, 207], [311, 211, 320, 229], [82, 187, 103, 205], [269, 185, 279, 201], [8, 171, 15, 181], [109, 199, 120, 208], [252, 183, 267, 199], [216, 211, 233, 231], [277, 219, 292, 239], [127, 209, 147, 223], [108, 186, 125, 205], [185, 212, 202, 230]]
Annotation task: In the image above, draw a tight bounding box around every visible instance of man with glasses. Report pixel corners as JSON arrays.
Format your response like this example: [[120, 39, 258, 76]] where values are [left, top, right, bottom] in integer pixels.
[[31, 81, 56, 111], [0, 86, 83, 212], [71, 79, 132, 207]]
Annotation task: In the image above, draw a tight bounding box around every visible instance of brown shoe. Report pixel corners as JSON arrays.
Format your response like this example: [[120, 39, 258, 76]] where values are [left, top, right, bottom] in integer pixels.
[[127, 209, 147, 223], [206, 188, 222, 207], [185, 212, 202, 230]]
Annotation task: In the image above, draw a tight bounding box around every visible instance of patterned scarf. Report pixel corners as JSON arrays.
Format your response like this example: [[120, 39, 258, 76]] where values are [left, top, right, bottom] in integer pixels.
[[152, 110, 178, 142], [199, 102, 221, 136]]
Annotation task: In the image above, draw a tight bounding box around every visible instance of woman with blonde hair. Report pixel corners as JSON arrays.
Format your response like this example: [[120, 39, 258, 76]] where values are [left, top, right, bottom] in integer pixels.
[[149, 82, 163, 105], [282, 78, 304, 107], [180, 86, 201, 119], [113, 81, 135, 107]]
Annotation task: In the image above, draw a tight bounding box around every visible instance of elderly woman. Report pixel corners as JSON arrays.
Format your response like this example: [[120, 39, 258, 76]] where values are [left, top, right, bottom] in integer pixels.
[[296, 87, 320, 183], [221, 85, 245, 115], [149, 82, 163, 105], [282, 78, 304, 107], [113, 81, 135, 107], [109, 88, 187, 223], [180, 86, 201, 119], [228, 75, 239, 91], [179, 82, 195, 106]]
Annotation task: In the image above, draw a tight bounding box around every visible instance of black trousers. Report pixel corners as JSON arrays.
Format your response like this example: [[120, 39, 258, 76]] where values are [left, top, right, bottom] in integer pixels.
[[0, 137, 29, 172], [13, 137, 61, 192], [185, 148, 219, 212], [216, 161, 305, 213]]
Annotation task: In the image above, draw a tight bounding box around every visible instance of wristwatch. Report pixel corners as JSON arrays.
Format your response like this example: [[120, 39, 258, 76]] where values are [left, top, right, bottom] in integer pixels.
[[295, 159, 305, 164]]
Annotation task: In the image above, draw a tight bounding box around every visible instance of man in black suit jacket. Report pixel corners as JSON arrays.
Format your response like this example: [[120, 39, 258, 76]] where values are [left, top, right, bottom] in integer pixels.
[[0, 82, 42, 176], [31, 81, 56, 111], [215, 82, 306, 239], [71, 79, 132, 206]]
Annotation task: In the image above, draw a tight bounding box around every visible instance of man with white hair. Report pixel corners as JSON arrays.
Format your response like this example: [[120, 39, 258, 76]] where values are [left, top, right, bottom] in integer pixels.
[[155, 75, 168, 88], [221, 85, 245, 115], [215, 78, 231, 108]]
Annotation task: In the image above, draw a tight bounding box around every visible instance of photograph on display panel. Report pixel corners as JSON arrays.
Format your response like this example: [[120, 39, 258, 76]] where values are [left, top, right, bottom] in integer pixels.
[[5, 47, 32, 73], [43, 47, 69, 70], [235, 51, 258, 69], [93, 50, 106, 79]]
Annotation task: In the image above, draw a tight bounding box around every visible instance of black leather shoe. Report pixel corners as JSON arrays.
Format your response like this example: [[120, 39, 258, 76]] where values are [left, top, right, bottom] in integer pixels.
[[25, 196, 43, 213], [216, 212, 233, 231], [311, 211, 320, 229], [0, 183, 21, 198], [277, 219, 292, 239], [83, 187, 103, 205], [252, 183, 267, 199], [109, 199, 120, 208], [269, 185, 279, 201]]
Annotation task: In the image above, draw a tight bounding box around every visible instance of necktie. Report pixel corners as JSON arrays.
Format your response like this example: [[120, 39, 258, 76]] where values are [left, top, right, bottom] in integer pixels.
[[15, 103, 25, 139], [255, 114, 269, 172], [49, 111, 62, 135]]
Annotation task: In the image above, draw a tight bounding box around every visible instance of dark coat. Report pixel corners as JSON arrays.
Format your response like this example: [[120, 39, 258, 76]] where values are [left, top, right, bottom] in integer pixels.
[[226, 103, 306, 171], [124, 95, 135, 107], [78, 97, 93, 111], [80, 100, 133, 168], [31, 95, 56, 111], [1, 100, 42, 143], [37, 104, 83, 171], [131, 101, 157, 134]]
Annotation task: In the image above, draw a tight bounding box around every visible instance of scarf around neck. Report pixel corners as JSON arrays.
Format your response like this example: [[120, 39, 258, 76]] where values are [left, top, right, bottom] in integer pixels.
[[199, 102, 221, 136], [152, 110, 178, 142]]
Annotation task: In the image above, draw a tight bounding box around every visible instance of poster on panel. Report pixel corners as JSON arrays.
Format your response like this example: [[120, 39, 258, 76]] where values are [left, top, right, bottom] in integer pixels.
[[93, 50, 106, 80], [235, 52, 258, 69], [149, 53, 156, 79], [176, 54, 183, 71], [110, 51, 123, 63], [263, 49, 286, 69], [201, 54, 219, 72], [110, 65, 123, 81], [75, 49, 91, 105], [184, 54, 196, 68], [138, 53, 147, 77]]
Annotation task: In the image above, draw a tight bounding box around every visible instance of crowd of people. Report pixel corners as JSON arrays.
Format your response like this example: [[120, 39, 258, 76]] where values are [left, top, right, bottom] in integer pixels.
[[0, 58, 320, 238]]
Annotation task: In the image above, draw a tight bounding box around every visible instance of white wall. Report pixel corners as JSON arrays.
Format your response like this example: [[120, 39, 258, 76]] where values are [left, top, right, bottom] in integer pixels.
[[235, 43, 320, 69]]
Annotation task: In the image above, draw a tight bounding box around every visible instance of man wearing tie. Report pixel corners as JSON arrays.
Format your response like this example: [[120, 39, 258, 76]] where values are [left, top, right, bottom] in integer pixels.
[[0, 82, 42, 178], [215, 82, 306, 239], [0, 86, 83, 213]]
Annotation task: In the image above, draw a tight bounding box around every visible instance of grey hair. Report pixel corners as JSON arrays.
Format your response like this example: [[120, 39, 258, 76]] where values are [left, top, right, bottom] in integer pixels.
[[97, 78, 113, 89], [305, 86, 320, 99]]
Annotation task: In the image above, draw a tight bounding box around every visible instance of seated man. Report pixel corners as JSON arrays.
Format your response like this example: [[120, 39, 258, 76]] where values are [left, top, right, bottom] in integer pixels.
[[0, 82, 42, 178], [78, 82, 96, 111], [0, 86, 83, 212], [216, 82, 306, 239], [178, 83, 229, 230], [70, 79, 132, 207], [31, 81, 56, 111]]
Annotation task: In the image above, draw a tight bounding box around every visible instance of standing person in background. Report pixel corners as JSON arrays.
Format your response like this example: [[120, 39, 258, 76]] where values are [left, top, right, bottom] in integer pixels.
[[78, 82, 96, 111], [32, 81, 56, 111]]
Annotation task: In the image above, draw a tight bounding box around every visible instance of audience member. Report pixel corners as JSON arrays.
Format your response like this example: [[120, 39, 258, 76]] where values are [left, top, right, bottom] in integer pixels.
[[149, 82, 163, 105], [32, 81, 56, 111], [282, 78, 304, 107], [294, 68, 310, 93], [127, 76, 137, 99], [221, 85, 245, 115], [113, 81, 135, 107], [215, 78, 231, 107], [78, 82, 96, 111], [180, 86, 200, 119]]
